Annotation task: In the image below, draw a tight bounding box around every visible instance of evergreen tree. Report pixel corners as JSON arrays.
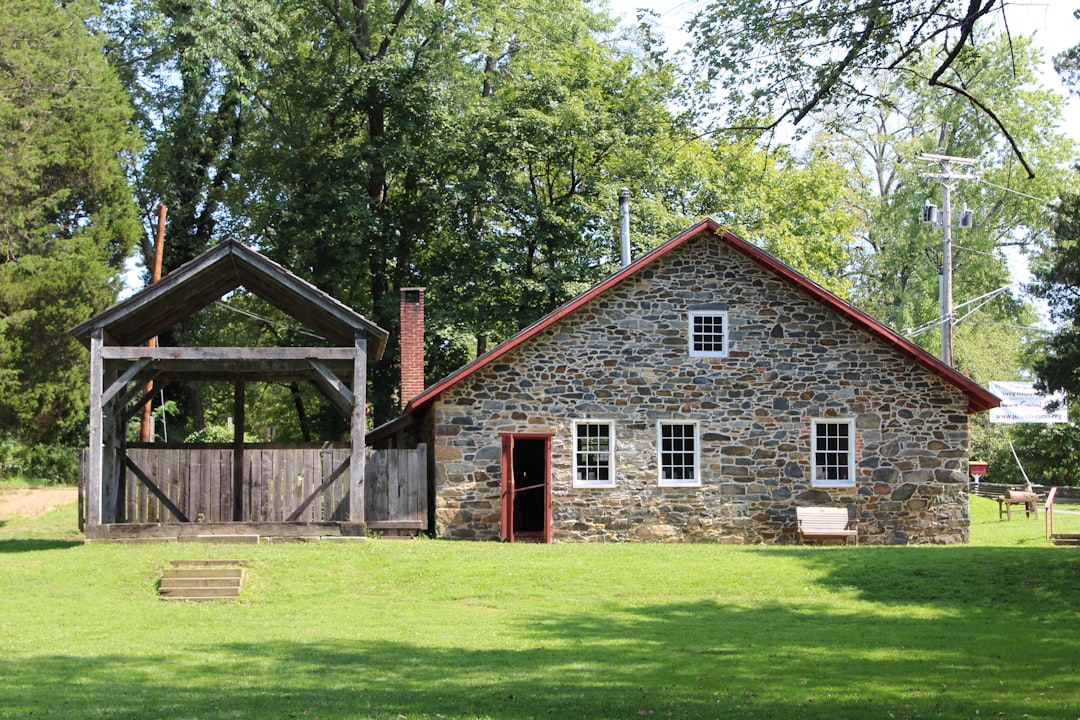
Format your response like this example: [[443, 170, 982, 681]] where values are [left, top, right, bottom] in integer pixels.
[[0, 0, 141, 444]]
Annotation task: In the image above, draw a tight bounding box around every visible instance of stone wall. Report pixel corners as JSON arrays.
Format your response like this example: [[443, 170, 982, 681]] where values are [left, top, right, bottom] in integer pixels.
[[428, 232, 972, 544]]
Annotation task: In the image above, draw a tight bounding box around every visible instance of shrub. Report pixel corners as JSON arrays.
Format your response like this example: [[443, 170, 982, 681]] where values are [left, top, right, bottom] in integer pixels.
[[184, 423, 259, 444], [987, 421, 1080, 487], [0, 438, 78, 485]]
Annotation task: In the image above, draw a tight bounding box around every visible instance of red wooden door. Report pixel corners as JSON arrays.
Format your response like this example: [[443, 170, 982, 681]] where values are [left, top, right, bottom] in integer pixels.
[[500, 434, 552, 543]]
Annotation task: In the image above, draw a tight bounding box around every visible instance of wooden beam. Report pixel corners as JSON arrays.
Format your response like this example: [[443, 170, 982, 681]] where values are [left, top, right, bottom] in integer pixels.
[[87, 328, 104, 527], [101, 361, 121, 524], [350, 331, 367, 522], [366, 520, 424, 530], [308, 360, 354, 416], [286, 456, 351, 521], [101, 346, 357, 361], [102, 359, 150, 405]]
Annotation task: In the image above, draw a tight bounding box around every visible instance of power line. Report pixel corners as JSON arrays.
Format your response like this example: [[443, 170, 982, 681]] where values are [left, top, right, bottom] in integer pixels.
[[902, 283, 1017, 339], [970, 321, 1054, 334], [213, 301, 326, 340], [977, 177, 1054, 205]]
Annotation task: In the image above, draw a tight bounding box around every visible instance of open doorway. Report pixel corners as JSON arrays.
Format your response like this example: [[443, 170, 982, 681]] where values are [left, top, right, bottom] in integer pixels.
[[500, 434, 552, 543]]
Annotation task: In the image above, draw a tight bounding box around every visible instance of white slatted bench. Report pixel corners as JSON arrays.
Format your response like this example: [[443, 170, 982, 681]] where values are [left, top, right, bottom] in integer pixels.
[[796, 506, 858, 545]]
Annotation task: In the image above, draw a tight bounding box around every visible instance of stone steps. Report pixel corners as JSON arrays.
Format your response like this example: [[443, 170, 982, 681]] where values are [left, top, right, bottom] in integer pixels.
[[159, 559, 245, 601]]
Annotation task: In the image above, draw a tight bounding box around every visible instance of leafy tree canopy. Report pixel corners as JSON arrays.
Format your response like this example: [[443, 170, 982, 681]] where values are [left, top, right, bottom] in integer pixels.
[[0, 0, 141, 444], [817, 34, 1074, 368], [98, 0, 862, 431], [686, 0, 1044, 176]]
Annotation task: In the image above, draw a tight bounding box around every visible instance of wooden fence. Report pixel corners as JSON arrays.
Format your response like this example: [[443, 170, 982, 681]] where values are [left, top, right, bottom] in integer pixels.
[[80, 443, 427, 529]]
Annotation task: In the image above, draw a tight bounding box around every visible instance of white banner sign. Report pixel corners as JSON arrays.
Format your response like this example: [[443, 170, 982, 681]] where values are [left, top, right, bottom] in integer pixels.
[[988, 381, 1068, 424]]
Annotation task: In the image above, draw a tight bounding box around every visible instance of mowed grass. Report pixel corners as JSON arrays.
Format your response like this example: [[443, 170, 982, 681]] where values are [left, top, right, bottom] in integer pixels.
[[1, 495, 1078, 720]]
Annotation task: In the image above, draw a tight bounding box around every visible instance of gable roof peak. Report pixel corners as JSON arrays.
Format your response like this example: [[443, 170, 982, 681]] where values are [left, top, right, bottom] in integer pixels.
[[70, 239, 388, 357], [401, 218, 997, 416]]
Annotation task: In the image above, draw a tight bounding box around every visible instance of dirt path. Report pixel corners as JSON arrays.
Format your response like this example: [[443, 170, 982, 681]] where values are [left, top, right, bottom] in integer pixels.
[[0, 486, 78, 521]]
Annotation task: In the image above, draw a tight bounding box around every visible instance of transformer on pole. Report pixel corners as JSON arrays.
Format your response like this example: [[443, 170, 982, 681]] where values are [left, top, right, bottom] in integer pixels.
[[919, 153, 977, 367]]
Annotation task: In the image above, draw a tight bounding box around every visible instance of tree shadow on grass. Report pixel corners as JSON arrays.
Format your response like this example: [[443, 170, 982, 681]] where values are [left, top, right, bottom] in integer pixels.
[[770, 545, 1080, 612], [3, 594, 1077, 719], [0, 538, 83, 553], [3, 545, 1078, 719]]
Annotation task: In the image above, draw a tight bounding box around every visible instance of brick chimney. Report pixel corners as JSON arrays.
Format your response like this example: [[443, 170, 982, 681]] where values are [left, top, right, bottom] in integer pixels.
[[399, 287, 425, 408]]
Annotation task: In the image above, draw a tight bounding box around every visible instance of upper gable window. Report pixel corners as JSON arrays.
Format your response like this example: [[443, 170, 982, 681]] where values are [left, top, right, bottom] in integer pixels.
[[689, 311, 728, 357]]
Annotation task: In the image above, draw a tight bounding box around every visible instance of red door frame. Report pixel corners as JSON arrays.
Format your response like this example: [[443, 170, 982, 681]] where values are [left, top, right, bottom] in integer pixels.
[[500, 433, 553, 543]]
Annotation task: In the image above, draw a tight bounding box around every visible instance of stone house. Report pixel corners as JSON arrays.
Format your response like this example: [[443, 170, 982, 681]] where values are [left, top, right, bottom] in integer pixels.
[[372, 219, 998, 544]]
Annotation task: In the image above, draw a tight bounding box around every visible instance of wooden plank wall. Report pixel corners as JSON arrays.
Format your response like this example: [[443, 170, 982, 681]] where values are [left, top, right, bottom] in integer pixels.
[[126, 447, 231, 522], [119, 445, 346, 523], [248, 445, 351, 522], [82, 444, 427, 527], [366, 444, 427, 529]]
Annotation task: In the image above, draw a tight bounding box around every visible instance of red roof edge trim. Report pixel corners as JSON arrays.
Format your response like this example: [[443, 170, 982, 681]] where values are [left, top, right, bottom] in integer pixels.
[[405, 218, 998, 416], [404, 218, 719, 414], [715, 229, 999, 414]]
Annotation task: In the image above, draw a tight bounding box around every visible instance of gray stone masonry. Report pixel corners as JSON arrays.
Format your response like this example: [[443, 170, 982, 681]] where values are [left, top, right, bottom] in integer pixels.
[[427, 232, 971, 544]]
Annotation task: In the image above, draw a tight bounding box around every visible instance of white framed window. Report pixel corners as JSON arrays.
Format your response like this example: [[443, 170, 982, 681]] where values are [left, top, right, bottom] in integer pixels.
[[689, 311, 728, 357], [811, 419, 856, 487], [657, 421, 700, 487], [573, 421, 616, 488]]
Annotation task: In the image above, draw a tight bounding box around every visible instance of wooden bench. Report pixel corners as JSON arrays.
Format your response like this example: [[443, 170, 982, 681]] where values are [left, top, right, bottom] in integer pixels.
[[797, 506, 859, 545]]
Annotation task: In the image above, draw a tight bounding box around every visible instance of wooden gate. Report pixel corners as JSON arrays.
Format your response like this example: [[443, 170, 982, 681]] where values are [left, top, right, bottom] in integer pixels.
[[80, 444, 427, 530], [366, 445, 428, 532]]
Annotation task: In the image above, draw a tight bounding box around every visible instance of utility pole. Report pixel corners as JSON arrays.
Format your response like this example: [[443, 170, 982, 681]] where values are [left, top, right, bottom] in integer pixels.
[[919, 153, 976, 367], [139, 204, 166, 442]]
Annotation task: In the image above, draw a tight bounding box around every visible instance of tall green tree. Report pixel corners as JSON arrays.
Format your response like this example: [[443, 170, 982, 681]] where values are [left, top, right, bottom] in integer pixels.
[[978, 28, 1080, 487], [0, 0, 141, 444], [685, 0, 1041, 175], [99, 0, 282, 429], [235, 0, 703, 422], [817, 34, 1074, 371], [416, 7, 695, 357], [101, 0, 279, 273], [1030, 193, 1080, 400], [100, 0, 876, 433]]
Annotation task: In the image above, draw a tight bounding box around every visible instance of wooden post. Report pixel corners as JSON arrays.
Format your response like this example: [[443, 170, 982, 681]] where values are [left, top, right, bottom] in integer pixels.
[[233, 381, 245, 521], [87, 328, 104, 528], [101, 379, 119, 524], [349, 330, 367, 526]]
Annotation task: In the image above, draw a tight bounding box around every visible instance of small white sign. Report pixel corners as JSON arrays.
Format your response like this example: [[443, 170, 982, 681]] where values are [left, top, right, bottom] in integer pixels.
[[988, 381, 1068, 424]]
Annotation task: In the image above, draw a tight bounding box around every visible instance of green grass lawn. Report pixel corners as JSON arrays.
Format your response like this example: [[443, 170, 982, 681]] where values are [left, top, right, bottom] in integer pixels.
[[1, 494, 1078, 720]]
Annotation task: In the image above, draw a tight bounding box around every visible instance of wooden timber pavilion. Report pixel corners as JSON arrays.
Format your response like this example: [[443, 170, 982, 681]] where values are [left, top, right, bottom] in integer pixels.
[[71, 240, 425, 541]]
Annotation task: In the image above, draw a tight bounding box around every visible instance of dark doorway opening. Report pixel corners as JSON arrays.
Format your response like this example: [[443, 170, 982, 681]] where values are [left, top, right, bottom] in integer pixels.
[[500, 434, 552, 543]]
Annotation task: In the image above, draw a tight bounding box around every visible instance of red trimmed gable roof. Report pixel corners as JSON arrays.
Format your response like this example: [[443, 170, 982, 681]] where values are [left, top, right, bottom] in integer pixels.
[[405, 218, 999, 415]]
